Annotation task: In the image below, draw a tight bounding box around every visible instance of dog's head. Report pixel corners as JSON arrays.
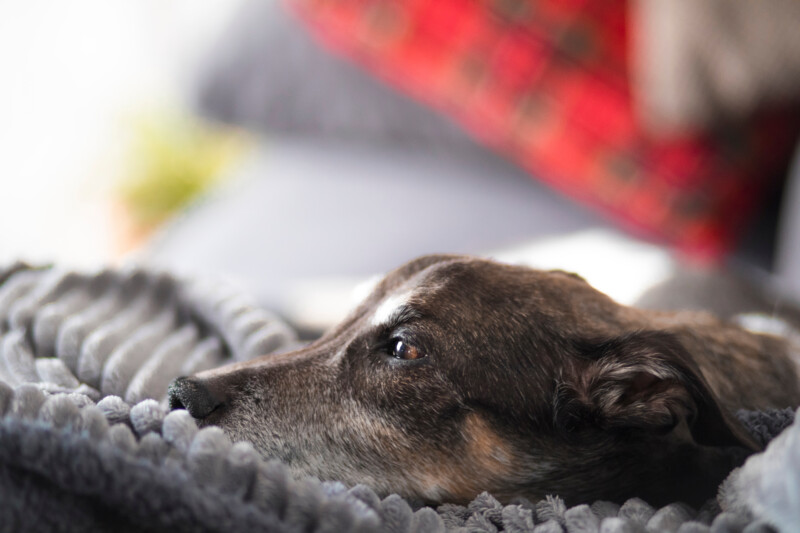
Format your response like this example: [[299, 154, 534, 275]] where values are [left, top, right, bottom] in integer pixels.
[[169, 255, 763, 506]]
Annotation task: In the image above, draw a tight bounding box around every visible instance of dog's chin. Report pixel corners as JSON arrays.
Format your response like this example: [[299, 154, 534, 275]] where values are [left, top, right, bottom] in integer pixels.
[[195, 413, 301, 467], [193, 417, 215, 430], [193, 413, 419, 496]]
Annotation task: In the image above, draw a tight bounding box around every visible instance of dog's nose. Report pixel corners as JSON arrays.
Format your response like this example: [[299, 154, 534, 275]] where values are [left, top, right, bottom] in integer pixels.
[[168, 377, 224, 419]]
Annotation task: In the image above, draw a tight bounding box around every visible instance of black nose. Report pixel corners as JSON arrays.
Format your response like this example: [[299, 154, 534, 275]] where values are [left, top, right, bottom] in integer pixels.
[[168, 377, 224, 419]]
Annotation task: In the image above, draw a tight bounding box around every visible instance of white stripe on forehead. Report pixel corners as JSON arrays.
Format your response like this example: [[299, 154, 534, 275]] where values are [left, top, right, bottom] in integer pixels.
[[370, 291, 415, 328]]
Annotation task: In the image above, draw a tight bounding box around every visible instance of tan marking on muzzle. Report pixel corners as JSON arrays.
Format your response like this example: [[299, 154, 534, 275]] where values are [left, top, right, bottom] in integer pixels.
[[411, 413, 516, 503]]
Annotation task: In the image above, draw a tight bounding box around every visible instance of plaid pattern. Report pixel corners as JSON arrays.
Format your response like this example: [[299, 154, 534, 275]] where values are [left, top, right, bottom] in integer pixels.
[[288, 0, 800, 260]]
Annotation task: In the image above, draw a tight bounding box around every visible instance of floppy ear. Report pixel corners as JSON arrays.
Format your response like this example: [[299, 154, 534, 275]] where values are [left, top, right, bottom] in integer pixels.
[[558, 331, 760, 452]]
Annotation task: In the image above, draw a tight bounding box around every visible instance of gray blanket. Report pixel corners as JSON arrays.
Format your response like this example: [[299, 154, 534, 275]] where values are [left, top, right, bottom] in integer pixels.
[[0, 264, 795, 532]]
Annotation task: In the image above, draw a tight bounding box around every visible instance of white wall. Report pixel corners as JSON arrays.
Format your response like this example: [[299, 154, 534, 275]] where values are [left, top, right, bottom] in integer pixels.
[[0, 0, 243, 268]]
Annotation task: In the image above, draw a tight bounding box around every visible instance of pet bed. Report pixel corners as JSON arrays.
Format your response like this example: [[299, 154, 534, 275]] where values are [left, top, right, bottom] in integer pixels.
[[0, 263, 796, 532]]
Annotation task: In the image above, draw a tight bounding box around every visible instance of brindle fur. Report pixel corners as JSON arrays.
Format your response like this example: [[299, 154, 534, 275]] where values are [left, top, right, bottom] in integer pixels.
[[169, 255, 800, 507]]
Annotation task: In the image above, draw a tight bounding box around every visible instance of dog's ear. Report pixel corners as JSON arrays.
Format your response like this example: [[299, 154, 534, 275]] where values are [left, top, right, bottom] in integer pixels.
[[558, 331, 760, 452]]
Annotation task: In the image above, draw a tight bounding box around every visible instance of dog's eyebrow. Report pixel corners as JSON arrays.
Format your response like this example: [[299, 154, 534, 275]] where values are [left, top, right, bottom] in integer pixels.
[[370, 292, 421, 329], [386, 305, 423, 330]]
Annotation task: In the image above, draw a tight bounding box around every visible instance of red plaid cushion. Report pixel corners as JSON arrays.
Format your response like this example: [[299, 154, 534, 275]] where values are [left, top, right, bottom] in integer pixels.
[[288, 0, 800, 261]]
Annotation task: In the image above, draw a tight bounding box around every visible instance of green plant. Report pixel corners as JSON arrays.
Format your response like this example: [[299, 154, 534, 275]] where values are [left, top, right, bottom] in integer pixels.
[[118, 111, 249, 228]]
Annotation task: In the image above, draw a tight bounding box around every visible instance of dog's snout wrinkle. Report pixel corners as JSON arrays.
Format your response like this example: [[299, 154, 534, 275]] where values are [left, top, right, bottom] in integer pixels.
[[168, 377, 225, 419]]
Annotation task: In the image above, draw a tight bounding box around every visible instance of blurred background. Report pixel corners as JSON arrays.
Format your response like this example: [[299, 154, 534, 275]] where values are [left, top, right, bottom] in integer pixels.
[[2, 0, 800, 335]]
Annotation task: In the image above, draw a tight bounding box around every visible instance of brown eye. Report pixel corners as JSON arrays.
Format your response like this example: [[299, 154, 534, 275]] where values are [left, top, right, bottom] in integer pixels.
[[390, 339, 424, 360]]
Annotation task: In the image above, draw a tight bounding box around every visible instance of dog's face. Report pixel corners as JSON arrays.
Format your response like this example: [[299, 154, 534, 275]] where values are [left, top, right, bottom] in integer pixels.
[[170, 255, 767, 506]]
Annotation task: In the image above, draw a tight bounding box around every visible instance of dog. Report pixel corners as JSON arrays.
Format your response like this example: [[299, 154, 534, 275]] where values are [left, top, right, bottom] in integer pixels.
[[169, 255, 800, 507]]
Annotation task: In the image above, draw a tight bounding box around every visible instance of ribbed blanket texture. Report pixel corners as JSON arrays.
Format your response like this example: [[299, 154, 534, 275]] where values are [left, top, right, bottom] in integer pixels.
[[0, 263, 796, 533]]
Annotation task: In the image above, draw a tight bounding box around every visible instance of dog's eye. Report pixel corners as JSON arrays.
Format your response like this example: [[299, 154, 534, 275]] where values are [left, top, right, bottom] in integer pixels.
[[389, 339, 424, 360]]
